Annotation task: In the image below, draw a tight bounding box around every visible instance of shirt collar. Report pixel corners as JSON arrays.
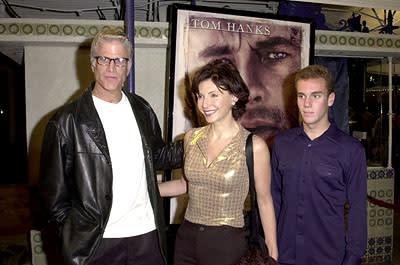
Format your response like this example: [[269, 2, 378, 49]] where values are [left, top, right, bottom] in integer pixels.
[[295, 120, 339, 141]]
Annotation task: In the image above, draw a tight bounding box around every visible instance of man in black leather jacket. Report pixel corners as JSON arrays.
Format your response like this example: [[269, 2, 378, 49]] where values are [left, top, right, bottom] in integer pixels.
[[39, 29, 183, 265]]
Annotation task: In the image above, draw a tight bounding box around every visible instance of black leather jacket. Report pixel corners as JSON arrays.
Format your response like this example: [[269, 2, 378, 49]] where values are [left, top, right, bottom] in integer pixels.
[[39, 84, 183, 265]]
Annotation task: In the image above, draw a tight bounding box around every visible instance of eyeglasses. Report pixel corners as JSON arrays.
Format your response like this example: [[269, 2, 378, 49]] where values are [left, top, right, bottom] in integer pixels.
[[95, 56, 129, 67]]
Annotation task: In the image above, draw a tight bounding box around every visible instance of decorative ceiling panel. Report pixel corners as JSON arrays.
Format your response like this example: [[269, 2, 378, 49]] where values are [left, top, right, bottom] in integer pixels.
[[0, 0, 121, 20]]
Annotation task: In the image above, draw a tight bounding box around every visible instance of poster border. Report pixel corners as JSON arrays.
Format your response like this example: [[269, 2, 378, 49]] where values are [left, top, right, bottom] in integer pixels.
[[164, 3, 315, 223]]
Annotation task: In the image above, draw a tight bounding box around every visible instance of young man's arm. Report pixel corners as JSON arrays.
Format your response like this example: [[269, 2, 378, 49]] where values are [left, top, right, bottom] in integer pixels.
[[270, 139, 282, 221], [342, 145, 368, 265]]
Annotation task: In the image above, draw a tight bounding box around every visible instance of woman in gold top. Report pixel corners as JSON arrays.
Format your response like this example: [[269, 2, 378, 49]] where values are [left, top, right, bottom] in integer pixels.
[[159, 59, 278, 265]]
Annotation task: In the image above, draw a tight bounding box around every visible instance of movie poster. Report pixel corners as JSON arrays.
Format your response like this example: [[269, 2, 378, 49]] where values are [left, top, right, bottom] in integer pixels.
[[166, 4, 314, 224]]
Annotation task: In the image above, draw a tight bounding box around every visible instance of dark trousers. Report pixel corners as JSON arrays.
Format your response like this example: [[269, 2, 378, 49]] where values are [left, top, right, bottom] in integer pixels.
[[88, 230, 164, 265], [173, 220, 247, 265]]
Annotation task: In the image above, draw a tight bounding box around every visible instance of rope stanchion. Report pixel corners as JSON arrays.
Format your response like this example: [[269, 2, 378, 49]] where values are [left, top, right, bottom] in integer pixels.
[[367, 195, 400, 211]]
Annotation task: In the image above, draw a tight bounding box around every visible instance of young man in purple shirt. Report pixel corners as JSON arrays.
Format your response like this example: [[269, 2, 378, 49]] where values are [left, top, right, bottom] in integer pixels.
[[271, 64, 367, 265]]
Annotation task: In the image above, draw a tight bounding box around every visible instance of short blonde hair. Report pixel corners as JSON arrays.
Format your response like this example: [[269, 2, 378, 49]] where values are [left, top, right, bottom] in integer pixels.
[[90, 29, 133, 68]]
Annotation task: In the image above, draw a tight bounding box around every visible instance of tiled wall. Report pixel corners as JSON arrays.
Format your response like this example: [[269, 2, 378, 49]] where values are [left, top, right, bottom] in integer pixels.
[[363, 167, 394, 264]]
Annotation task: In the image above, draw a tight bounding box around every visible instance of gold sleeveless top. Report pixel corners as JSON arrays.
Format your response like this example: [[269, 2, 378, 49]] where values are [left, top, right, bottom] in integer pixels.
[[184, 125, 250, 227]]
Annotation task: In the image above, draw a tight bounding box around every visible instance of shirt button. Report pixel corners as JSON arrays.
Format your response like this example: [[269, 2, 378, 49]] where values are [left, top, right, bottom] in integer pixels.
[[105, 194, 112, 201], [199, 226, 205, 232]]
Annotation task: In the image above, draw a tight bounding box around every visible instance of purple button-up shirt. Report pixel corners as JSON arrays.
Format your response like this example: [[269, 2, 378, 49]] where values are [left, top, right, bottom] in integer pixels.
[[271, 122, 367, 265]]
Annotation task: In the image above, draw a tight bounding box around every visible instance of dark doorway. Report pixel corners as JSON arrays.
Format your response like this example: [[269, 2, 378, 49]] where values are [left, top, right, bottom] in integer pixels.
[[0, 52, 27, 184]]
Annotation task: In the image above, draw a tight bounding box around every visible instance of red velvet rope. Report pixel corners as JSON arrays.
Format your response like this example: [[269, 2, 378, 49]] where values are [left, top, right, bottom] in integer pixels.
[[367, 195, 400, 211]]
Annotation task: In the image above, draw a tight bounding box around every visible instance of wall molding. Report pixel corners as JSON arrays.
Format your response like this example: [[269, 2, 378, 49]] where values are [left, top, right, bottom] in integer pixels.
[[0, 18, 399, 57], [0, 19, 169, 47], [315, 30, 400, 58]]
